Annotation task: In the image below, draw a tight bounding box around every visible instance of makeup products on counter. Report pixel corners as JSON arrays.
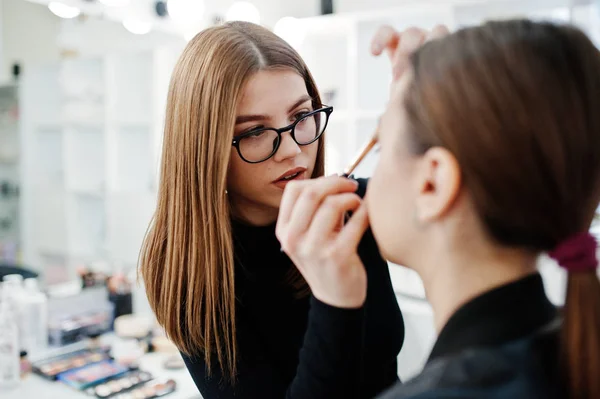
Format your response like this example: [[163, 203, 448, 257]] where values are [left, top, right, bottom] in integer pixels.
[[57, 360, 129, 390], [110, 339, 145, 368], [32, 348, 111, 380], [110, 378, 177, 399], [47, 286, 114, 347], [84, 370, 153, 398], [0, 299, 20, 389], [20, 350, 31, 378], [162, 355, 185, 370]]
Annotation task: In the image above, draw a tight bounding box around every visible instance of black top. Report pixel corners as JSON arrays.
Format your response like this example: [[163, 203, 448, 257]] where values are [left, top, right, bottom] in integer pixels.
[[183, 178, 405, 399], [379, 273, 562, 399]]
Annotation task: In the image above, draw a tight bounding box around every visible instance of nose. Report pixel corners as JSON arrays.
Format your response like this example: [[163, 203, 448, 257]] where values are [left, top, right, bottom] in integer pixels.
[[273, 130, 301, 162]]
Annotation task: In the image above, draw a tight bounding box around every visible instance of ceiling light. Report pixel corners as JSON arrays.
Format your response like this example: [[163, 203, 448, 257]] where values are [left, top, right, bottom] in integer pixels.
[[167, 0, 205, 25], [123, 17, 152, 35], [48, 2, 81, 19], [274, 17, 305, 49]]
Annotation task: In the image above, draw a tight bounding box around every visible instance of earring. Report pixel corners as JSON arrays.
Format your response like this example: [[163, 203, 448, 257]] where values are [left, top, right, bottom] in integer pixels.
[[225, 189, 228, 195]]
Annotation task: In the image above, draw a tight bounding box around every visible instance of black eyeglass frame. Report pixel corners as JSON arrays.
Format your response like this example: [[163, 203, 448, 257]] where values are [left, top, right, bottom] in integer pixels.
[[231, 105, 334, 164]]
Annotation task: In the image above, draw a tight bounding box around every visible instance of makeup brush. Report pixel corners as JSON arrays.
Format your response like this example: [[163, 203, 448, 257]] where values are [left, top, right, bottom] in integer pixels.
[[341, 131, 379, 178]]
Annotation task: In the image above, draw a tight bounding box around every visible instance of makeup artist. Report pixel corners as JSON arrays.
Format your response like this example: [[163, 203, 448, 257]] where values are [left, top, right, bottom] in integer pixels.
[[279, 19, 600, 399], [138, 21, 421, 399]]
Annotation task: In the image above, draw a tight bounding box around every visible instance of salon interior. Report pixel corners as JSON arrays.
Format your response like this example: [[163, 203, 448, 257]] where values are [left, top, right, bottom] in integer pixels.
[[0, 0, 599, 398]]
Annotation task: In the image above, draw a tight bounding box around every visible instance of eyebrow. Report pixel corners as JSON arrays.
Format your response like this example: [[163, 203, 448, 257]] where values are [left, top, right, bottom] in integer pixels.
[[235, 95, 313, 125]]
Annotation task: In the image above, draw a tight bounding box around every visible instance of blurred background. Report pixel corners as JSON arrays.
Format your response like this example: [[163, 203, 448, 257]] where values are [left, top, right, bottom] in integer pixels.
[[1, 0, 600, 398]]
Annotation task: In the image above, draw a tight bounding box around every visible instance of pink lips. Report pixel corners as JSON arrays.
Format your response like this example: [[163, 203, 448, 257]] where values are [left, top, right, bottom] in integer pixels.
[[273, 167, 307, 189]]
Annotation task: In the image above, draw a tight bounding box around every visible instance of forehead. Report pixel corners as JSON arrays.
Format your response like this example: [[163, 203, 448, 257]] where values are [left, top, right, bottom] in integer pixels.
[[380, 70, 413, 137], [238, 69, 309, 114]]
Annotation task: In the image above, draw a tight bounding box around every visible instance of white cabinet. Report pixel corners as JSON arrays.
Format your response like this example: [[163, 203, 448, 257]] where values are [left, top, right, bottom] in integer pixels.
[[20, 47, 180, 280]]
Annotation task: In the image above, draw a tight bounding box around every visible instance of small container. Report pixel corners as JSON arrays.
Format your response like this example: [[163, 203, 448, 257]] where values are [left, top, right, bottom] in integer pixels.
[[0, 301, 20, 389], [19, 351, 31, 378], [111, 339, 144, 368]]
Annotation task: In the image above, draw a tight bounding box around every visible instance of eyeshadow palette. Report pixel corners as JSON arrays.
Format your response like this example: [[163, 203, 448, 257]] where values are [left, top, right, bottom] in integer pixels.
[[111, 378, 177, 399], [32, 348, 111, 380], [57, 360, 129, 390], [84, 370, 153, 398]]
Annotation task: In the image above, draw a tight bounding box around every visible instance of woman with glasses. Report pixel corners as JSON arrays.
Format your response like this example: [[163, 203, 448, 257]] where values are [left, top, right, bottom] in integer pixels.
[[279, 19, 600, 399], [139, 21, 405, 399]]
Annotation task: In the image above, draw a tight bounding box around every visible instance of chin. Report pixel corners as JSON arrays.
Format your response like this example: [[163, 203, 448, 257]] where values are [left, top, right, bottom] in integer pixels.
[[371, 226, 403, 265], [269, 191, 285, 208]]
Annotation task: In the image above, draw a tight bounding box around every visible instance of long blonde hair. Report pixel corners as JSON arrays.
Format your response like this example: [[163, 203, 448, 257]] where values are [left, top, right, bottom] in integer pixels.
[[139, 21, 325, 381]]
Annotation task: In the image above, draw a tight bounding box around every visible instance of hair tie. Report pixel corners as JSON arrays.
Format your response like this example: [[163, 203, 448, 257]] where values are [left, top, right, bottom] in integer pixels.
[[548, 232, 598, 273]]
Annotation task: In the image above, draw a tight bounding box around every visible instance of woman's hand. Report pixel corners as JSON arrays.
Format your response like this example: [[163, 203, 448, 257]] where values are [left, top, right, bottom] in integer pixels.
[[370, 24, 450, 80], [276, 176, 370, 308]]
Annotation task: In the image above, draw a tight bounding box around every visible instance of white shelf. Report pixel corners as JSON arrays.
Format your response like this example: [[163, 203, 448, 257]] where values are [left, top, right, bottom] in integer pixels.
[[106, 192, 156, 265], [112, 125, 153, 192], [33, 127, 64, 187], [109, 52, 154, 126], [21, 47, 180, 274], [298, 34, 349, 110], [28, 65, 63, 127], [68, 188, 105, 197], [32, 188, 67, 255], [324, 112, 351, 175], [64, 126, 106, 193], [66, 193, 106, 260], [356, 110, 384, 120], [59, 57, 105, 101]]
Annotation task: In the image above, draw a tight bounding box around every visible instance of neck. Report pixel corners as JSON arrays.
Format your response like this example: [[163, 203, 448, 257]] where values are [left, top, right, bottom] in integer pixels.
[[229, 196, 278, 226], [420, 243, 538, 333]]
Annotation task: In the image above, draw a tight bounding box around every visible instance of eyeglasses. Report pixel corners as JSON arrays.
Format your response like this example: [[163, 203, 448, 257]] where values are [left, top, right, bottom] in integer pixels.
[[232, 106, 333, 164]]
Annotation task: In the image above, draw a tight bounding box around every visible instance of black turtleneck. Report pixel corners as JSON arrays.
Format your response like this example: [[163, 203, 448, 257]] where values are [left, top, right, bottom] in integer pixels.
[[377, 273, 561, 399], [182, 178, 405, 399]]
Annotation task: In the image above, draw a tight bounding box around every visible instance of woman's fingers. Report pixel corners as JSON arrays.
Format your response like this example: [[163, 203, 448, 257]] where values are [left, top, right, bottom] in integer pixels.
[[392, 27, 427, 80], [371, 24, 451, 81], [338, 203, 370, 251], [277, 177, 358, 251], [277, 179, 304, 226], [305, 193, 362, 244], [428, 24, 450, 41], [371, 25, 400, 58]]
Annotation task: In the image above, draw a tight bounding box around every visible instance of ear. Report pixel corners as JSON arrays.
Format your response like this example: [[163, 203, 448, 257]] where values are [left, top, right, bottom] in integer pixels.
[[415, 147, 461, 222]]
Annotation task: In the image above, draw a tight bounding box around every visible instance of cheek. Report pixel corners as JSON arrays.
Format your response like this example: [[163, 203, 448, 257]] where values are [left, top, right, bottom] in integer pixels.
[[227, 150, 245, 187], [367, 155, 395, 233], [303, 141, 319, 167], [227, 150, 276, 198], [367, 151, 413, 263]]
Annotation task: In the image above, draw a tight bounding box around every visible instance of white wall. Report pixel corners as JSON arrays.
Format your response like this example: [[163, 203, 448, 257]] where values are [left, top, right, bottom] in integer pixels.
[[56, 17, 185, 57], [0, 0, 61, 84], [205, 0, 321, 28], [334, 0, 420, 13]]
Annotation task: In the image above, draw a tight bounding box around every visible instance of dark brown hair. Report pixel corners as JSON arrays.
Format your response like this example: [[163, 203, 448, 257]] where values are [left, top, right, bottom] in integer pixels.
[[404, 19, 600, 398], [139, 21, 322, 381]]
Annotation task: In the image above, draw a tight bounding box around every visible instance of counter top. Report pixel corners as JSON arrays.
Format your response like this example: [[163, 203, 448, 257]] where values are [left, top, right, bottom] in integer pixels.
[[1, 337, 201, 399]]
